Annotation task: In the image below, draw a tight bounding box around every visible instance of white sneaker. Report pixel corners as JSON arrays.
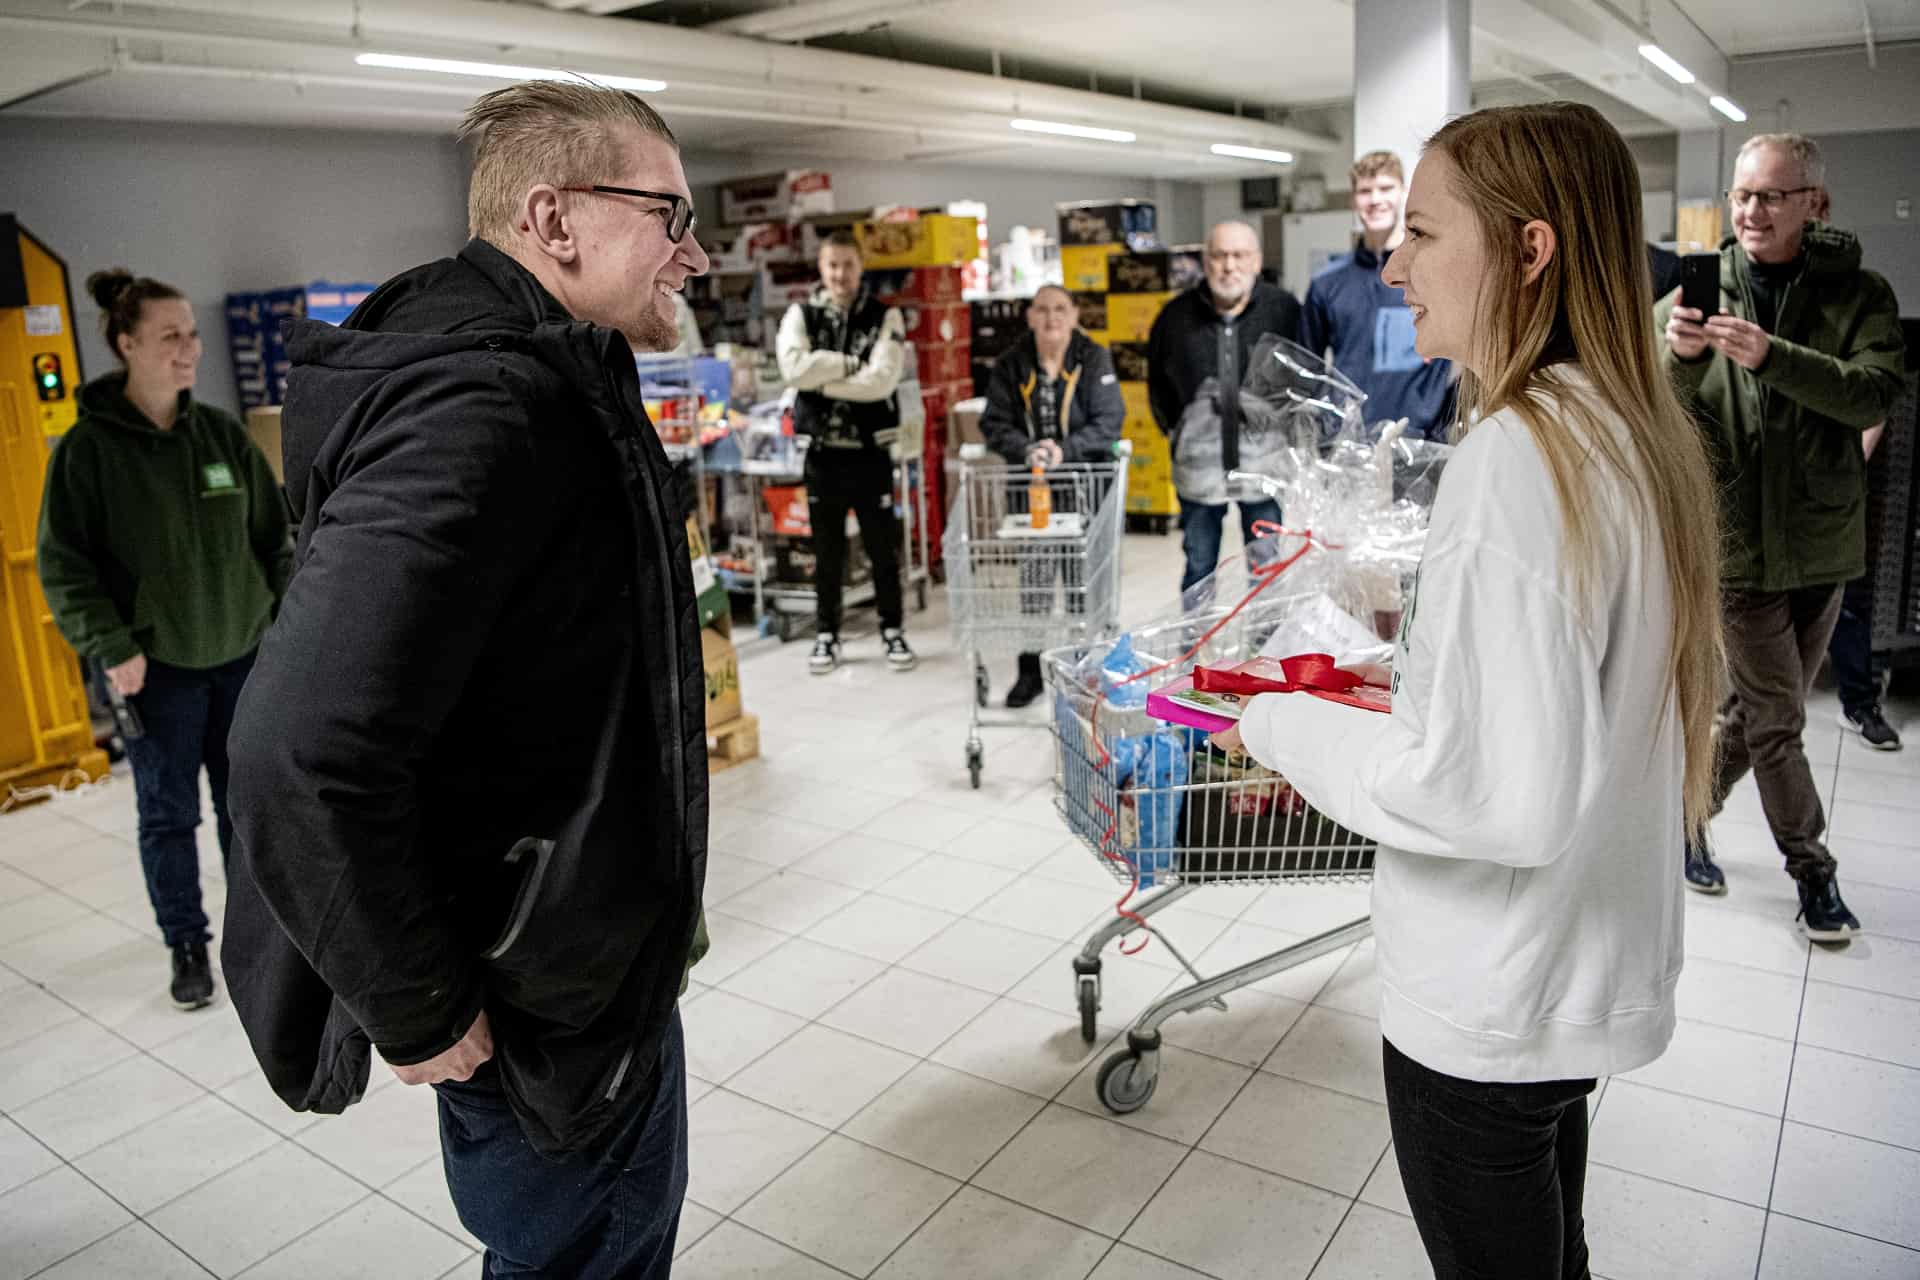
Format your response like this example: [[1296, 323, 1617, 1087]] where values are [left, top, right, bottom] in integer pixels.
[[882, 629, 917, 671]]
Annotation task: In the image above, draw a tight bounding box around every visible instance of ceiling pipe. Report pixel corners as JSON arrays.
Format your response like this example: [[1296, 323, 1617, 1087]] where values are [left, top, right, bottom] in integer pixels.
[[710, 0, 963, 42], [25, 0, 1336, 153]]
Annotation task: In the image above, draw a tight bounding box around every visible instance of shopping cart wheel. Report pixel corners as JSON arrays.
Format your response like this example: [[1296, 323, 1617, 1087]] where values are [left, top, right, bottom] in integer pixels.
[[966, 742, 983, 789], [1077, 977, 1099, 1043], [1095, 1050, 1158, 1115]]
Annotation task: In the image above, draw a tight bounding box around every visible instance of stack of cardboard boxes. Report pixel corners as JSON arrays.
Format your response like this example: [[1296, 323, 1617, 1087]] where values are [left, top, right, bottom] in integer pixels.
[[1055, 201, 1180, 522], [687, 511, 759, 771]]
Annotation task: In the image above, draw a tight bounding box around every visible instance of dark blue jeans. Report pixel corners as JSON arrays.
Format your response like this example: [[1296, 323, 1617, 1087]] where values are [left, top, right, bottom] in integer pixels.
[[435, 1010, 688, 1278], [1828, 571, 1880, 715], [123, 652, 255, 947], [1383, 1038, 1595, 1280], [1178, 496, 1282, 594]]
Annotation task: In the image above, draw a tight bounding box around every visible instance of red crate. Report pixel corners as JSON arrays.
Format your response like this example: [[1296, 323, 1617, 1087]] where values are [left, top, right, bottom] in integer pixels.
[[916, 342, 971, 386], [902, 301, 971, 349]]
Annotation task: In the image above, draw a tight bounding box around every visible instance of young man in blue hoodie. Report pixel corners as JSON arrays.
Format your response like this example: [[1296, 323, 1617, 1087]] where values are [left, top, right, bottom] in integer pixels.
[[1299, 151, 1455, 442]]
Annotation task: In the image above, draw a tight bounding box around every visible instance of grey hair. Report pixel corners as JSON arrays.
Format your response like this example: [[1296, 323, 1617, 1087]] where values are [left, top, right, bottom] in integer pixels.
[[1736, 132, 1826, 189]]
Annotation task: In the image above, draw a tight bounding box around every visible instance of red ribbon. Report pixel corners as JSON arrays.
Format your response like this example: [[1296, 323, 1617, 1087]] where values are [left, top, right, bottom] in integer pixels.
[[1191, 653, 1365, 698]]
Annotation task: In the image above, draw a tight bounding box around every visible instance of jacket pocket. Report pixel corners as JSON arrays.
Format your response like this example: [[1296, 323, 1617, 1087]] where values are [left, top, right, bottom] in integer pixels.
[[480, 837, 556, 961]]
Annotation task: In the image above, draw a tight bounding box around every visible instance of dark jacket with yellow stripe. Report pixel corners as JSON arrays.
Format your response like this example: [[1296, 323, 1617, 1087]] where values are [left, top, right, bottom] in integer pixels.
[[979, 329, 1125, 466]]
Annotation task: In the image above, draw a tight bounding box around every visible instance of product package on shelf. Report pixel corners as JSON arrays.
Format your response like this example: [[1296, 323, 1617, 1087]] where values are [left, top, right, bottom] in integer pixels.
[[1056, 199, 1157, 250], [1060, 244, 1123, 292], [870, 264, 966, 306], [855, 215, 980, 269], [1107, 252, 1172, 294], [916, 342, 972, 387], [1106, 291, 1175, 343], [719, 170, 833, 224], [1071, 291, 1109, 332], [1109, 342, 1150, 383], [901, 300, 971, 349], [1168, 245, 1206, 292]]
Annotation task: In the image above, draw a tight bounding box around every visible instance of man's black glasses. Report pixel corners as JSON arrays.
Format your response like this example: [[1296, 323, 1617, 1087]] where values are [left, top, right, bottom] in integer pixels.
[[559, 185, 698, 243]]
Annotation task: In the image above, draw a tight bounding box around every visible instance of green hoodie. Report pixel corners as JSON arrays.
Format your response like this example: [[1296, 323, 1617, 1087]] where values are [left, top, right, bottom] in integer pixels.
[[1655, 222, 1906, 592], [36, 374, 293, 669]]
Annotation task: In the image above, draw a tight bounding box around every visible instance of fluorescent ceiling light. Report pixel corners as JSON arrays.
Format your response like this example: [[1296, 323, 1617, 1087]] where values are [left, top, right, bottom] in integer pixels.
[[1636, 44, 1695, 85], [1709, 95, 1748, 122], [1212, 143, 1293, 164], [1010, 118, 1136, 143], [355, 53, 666, 93]]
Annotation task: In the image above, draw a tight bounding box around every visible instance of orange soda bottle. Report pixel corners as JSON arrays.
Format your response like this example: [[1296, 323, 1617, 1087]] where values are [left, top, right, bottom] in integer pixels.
[[1029, 464, 1051, 530]]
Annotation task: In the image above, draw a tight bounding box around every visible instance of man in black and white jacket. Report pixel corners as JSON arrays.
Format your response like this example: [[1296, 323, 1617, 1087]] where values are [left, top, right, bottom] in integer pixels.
[[776, 231, 917, 675]]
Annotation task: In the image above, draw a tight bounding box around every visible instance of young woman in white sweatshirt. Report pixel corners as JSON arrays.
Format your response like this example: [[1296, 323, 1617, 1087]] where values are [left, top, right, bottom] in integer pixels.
[[1215, 103, 1723, 1279]]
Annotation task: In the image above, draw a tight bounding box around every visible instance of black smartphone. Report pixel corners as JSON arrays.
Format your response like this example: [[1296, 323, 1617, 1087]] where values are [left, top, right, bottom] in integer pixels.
[[1679, 253, 1719, 317]]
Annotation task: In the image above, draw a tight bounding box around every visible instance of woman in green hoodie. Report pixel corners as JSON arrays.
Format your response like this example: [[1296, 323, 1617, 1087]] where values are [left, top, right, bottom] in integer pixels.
[[36, 269, 291, 1011]]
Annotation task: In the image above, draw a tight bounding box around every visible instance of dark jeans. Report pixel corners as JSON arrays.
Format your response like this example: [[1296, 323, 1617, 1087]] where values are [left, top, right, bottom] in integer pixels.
[[435, 1009, 688, 1279], [1828, 571, 1881, 715], [123, 651, 254, 947], [1383, 1038, 1597, 1280], [1177, 496, 1282, 595], [1714, 586, 1844, 882], [808, 451, 903, 633]]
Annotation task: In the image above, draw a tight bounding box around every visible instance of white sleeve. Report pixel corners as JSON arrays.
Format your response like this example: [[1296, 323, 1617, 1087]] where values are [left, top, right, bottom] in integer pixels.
[[1235, 538, 1610, 868], [776, 305, 853, 389], [818, 307, 907, 404]]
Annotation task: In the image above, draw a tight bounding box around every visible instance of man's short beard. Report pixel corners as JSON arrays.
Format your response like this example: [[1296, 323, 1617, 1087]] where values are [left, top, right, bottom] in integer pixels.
[[625, 305, 680, 353]]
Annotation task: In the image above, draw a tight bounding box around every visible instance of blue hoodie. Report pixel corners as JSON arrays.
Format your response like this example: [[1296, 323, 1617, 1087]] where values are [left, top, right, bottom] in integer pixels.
[[1299, 240, 1455, 441]]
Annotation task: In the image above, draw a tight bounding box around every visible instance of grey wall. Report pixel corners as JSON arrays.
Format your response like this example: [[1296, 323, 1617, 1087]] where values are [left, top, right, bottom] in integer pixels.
[[0, 118, 469, 414], [1809, 129, 1920, 314]]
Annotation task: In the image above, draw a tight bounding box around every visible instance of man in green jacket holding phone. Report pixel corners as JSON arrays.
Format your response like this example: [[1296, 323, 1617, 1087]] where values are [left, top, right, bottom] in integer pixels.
[[1656, 132, 1905, 941]]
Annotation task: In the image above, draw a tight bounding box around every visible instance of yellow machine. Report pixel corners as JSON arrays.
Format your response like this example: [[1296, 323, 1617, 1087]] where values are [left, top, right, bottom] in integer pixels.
[[0, 215, 109, 798]]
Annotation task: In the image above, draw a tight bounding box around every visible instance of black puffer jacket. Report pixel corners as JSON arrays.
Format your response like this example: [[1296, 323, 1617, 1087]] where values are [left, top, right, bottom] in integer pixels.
[[223, 238, 707, 1156]]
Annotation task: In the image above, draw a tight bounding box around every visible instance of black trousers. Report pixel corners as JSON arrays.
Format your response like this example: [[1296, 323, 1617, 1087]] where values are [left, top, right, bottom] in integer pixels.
[[807, 450, 902, 633], [1383, 1038, 1597, 1280], [1828, 570, 1881, 715]]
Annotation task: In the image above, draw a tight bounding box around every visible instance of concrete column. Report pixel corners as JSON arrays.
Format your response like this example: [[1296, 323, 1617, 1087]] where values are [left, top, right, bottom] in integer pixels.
[[1675, 129, 1726, 205], [1352, 0, 1471, 178]]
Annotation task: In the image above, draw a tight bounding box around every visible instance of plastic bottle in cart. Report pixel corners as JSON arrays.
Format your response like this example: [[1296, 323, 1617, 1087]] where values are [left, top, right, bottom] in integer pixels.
[[1029, 465, 1051, 530]]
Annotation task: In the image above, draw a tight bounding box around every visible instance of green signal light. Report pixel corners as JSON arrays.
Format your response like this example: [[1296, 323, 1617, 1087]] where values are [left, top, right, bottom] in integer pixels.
[[42, 374, 57, 386]]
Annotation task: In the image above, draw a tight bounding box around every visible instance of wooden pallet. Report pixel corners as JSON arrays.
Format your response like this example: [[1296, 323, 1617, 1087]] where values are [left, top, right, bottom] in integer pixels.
[[707, 713, 760, 773]]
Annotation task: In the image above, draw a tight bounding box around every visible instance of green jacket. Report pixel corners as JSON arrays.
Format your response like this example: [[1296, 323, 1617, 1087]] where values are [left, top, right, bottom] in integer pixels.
[[36, 374, 293, 669], [1656, 223, 1906, 591]]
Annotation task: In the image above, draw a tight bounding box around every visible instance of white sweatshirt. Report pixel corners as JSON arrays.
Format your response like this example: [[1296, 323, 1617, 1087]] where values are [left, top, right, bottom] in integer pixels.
[[1238, 367, 1684, 1083]]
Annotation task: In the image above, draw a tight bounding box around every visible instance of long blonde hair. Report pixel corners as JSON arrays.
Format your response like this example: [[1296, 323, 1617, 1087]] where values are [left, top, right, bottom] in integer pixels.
[[1428, 103, 1723, 839]]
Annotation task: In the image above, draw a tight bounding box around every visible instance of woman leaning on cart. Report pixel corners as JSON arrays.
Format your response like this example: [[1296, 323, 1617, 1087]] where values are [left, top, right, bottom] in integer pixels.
[[977, 283, 1124, 707], [1216, 103, 1722, 1279]]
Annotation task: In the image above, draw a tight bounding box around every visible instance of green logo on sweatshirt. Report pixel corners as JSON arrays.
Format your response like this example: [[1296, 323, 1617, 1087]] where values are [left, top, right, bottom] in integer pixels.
[[201, 463, 237, 496]]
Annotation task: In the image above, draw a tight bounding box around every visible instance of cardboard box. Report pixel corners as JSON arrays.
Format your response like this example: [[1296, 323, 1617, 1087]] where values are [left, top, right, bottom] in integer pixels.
[[950, 397, 987, 450], [1056, 199, 1157, 248], [901, 301, 970, 349], [244, 406, 285, 483], [1071, 291, 1108, 331], [856, 215, 980, 269], [968, 298, 1026, 359], [770, 534, 869, 587], [1108, 292, 1175, 342], [1119, 380, 1152, 420], [1168, 245, 1206, 292], [758, 261, 817, 313], [1060, 244, 1123, 292], [916, 342, 972, 387], [1107, 252, 1172, 295], [1109, 342, 1150, 383], [719, 169, 833, 224], [701, 626, 742, 730], [706, 222, 801, 272]]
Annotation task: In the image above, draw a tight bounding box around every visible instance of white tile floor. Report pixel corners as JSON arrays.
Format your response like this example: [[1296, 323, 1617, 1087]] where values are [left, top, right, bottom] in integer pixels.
[[2, 527, 1918, 1278]]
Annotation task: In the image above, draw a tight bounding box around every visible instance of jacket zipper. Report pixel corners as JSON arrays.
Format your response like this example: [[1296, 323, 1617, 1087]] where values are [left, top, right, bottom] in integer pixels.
[[604, 1041, 638, 1102]]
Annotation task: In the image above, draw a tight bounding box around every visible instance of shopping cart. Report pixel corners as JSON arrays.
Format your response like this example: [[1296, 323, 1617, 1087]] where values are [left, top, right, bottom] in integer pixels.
[[1042, 571, 1378, 1116], [944, 442, 1131, 788]]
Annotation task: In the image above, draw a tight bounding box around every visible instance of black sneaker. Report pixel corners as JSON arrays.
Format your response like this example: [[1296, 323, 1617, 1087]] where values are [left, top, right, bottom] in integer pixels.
[[809, 632, 839, 676], [882, 629, 917, 672], [1684, 840, 1726, 895], [1006, 652, 1044, 709], [169, 940, 214, 1010], [1796, 873, 1861, 942], [1839, 705, 1902, 752]]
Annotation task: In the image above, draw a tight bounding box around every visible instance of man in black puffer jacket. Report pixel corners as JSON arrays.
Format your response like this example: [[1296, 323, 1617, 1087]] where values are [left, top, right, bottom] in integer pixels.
[[223, 82, 711, 1278]]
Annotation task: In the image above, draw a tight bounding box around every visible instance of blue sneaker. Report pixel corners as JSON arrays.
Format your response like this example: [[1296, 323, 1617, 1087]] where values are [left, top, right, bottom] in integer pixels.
[[1796, 873, 1860, 943], [1684, 841, 1726, 895]]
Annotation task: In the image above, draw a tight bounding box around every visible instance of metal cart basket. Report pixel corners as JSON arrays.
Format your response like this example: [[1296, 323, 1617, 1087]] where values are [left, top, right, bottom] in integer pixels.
[[944, 442, 1130, 787], [1043, 593, 1376, 1115]]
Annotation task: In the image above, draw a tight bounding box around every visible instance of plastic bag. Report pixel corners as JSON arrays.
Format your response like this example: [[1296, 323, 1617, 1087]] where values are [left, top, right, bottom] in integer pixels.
[[1108, 729, 1189, 887]]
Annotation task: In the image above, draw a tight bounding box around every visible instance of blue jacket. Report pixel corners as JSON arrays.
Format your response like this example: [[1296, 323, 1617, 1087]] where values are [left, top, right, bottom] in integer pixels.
[[1298, 241, 1455, 441]]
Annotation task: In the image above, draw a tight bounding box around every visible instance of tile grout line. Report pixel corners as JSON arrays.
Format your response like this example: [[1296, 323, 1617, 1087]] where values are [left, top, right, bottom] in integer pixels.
[[1754, 935, 1814, 1280]]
